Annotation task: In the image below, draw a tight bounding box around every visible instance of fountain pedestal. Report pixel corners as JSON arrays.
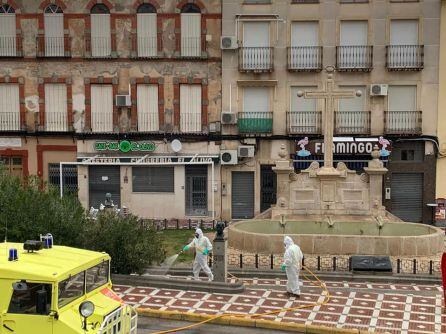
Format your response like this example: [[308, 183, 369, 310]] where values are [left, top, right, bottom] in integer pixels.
[[212, 238, 227, 282]]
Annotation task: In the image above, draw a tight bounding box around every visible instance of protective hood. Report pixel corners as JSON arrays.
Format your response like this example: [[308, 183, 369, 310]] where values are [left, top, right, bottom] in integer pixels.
[[284, 236, 294, 247], [195, 228, 203, 238]]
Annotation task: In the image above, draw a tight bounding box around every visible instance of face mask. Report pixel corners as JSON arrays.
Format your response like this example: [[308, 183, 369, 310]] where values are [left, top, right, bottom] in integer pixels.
[[195, 233, 199, 239]]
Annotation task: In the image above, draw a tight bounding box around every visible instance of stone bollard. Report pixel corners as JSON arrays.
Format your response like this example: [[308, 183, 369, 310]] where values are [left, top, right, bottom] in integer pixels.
[[212, 222, 227, 282]]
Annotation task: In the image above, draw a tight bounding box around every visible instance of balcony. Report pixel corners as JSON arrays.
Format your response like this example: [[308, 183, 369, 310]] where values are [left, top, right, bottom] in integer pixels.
[[384, 110, 422, 135], [180, 112, 202, 133], [85, 36, 113, 58], [45, 112, 69, 132], [335, 111, 371, 134], [386, 45, 423, 71], [138, 112, 159, 132], [181, 37, 202, 58], [131, 34, 158, 58], [287, 47, 322, 72], [287, 111, 322, 134], [36, 35, 70, 58], [237, 112, 273, 134], [336, 46, 373, 71], [239, 47, 274, 72], [0, 36, 22, 57], [0, 112, 21, 131]]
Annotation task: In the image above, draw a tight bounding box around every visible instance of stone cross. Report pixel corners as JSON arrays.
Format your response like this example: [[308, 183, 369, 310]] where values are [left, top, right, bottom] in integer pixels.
[[297, 66, 361, 172]]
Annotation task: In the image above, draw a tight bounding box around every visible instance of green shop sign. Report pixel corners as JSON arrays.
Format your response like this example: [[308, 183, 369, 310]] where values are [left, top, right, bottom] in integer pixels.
[[94, 140, 156, 153]]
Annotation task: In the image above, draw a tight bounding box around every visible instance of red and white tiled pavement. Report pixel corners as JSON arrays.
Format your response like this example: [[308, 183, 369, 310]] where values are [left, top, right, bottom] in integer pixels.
[[114, 277, 445, 334]]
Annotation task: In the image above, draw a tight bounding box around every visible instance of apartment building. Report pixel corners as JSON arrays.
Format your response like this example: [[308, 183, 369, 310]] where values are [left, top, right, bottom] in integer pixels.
[[221, 0, 440, 223], [0, 0, 222, 219]]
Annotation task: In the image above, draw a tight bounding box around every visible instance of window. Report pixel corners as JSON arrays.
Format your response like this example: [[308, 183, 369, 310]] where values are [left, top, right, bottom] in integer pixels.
[[239, 86, 273, 133], [0, 84, 20, 131], [137, 84, 159, 132], [0, 156, 23, 178], [388, 85, 417, 112], [386, 85, 420, 134], [337, 86, 369, 134], [0, 4, 17, 57], [86, 261, 109, 293], [132, 167, 174, 193], [44, 4, 64, 57], [45, 84, 68, 131], [90, 4, 111, 57], [289, 22, 320, 70], [289, 86, 320, 134], [181, 4, 201, 57], [48, 163, 78, 193], [244, 87, 270, 113], [401, 150, 415, 161], [58, 271, 85, 308], [8, 282, 52, 315], [392, 142, 423, 162], [338, 21, 371, 69], [241, 22, 272, 71], [291, 86, 317, 112], [390, 20, 418, 46], [388, 20, 422, 69], [91, 85, 113, 133], [137, 4, 157, 57], [180, 84, 201, 132]]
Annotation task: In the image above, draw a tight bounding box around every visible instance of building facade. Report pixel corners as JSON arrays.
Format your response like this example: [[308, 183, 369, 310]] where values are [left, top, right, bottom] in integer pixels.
[[0, 0, 222, 220], [221, 0, 440, 223]]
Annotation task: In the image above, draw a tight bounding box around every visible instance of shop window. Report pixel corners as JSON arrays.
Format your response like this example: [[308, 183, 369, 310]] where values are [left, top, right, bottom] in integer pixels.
[[401, 150, 415, 161], [132, 167, 174, 192], [392, 142, 424, 162], [8, 282, 52, 315], [0, 156, 23, 178], [48, 163, 78, 193]]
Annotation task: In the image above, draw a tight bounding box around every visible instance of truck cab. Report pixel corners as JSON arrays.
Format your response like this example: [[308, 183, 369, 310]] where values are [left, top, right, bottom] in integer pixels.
[[0, 242, 137, 334]]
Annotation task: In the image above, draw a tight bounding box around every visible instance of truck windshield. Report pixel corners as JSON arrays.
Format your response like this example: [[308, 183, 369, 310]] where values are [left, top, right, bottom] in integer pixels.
[[58, 271, 85, 308], [86, 261, 109, 292]]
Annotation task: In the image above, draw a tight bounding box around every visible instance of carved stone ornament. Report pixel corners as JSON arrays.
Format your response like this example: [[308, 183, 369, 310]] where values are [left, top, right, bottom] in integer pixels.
[[289, 172, 298, 181], [360, 173, 369, 183], [278, 144, 288, 159]]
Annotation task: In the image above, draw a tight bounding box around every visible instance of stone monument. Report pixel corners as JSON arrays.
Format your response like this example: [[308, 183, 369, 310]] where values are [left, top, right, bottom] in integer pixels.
[[212, 221, 227, 282]]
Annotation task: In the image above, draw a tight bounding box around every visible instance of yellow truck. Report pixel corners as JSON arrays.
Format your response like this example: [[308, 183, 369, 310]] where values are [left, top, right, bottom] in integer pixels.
[[0, 240, 137, 334]]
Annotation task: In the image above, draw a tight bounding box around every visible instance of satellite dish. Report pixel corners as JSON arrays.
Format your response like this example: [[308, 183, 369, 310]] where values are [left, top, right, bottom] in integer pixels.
[[171, 139, 182, 153]]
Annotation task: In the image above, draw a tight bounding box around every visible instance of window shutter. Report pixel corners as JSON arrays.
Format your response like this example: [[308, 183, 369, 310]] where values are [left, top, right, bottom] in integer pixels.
[[45, 84, 67, 131], [91, 14, 111, 57], [137, 84, 159, 132], [391, 20, 418, 45], [291, 22, 318, 47], [181, 13, 201, 57], [91, 85, 113, 132], [137, 13, 157, 57], [180, 84, 201, 132], [44, 13, 64, 56], [0, 84, 20, 130], [340, 21, 368, 46], [0, 13, 16, 56]]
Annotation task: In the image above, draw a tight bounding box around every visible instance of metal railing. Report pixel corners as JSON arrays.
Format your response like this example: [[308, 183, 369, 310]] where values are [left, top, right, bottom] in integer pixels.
[[386, 45, 424, 70], [384, 110, 422, 135], [287, 46, 322, 71], [45, 111, 68, 132], [237, 111, 273, 133], [98, 305, 137, 334], [132, 34, 157, 58], [138, 112, 159, 132], [335, 111, 371, 134], [0, 112, 20, 131], [180, 112, 202, 133], [336, 45, 373, 71], [36, 35, 70, 57], [86, 36, 112, 58], [287, 111, 322, 134], [239, 47, 274, 72], [181, 36, 201, 58], [0, 36, 22, 57]]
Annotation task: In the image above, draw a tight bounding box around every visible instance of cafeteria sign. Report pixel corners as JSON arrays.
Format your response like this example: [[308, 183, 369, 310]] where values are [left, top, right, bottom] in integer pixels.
[[94, 140, 156, 153]]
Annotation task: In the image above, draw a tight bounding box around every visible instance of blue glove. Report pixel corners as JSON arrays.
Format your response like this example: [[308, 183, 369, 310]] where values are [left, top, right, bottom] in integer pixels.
[[281, 264, 286, 271], [183, 245, 190, 252], [203, 249, 209, 255]]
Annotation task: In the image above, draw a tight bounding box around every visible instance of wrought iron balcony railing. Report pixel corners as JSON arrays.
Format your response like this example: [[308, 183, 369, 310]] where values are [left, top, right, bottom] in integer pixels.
[[287, 46, 322, 72], [384, 110, 422, 135], [36, 35, 70, 57], [386, 45, 424, 71], [131, 34, 158, 58], [45, 111, 69, 132], [0, 111, 21, 131], [335, 111, 371, 134], [336, 46, 373, 71], [239, 47, 274, 72], [287, 111, 322, 134], [138, 112, 159, 132], [237, 111, 273, 134], [0, 36, 22, 57], [85, 36, 113, 58], [180, 112, 202, 133], [181, 37, 202, 58]]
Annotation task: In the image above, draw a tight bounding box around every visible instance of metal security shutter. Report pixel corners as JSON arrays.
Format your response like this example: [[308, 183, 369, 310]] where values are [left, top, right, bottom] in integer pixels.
[[0, 84, 20, 130], [232, 172, 254, 219], [44, 13, 64, 56], [89, 166, 120, 209], [91, 85, 113, 132], [181, 13, 201, 57], [0, 13, 16, 56], [91, 13, 111, 57], [132, 167, 174, 192], [137, 13, 157, 57], [45, 84, 67, 131], [185, 165, 208, 216], [137, 84, 158, 132], [180, 84, 201, 132], [48, 163, 78, 193], [291, 21, 318, 47], [391, 173, 423, 223]]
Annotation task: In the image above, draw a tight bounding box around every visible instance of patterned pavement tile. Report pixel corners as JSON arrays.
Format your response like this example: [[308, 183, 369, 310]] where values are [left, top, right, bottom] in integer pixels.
[[318, 304, 344, 314], [409, 312, 435, 322], [152, 289, 180, 298], [347, 307, 374, 317], [180, 291, 208, 299], [226, 304, 255, 314], [262, 299, 288, 308], [199, 301, 227, 310], [382, 294, 407, 303], [354, 292, 379, 300], [376, 318, 403, 329], [407, 321, 436, 332], [232, 296, 261, 305], [121, 294, 147, 304], [381, 302, 406, 311], [314, 312, 342, 322], [267, 291, 289, 299], [130, 287, 156, 295], [352, 299, 376, 308], [411, 296, 436, 305], [344, 316, 371, 326], [378, 309, 404, 319], [411, 304, 435, 314], [326, 297, 348, 305]]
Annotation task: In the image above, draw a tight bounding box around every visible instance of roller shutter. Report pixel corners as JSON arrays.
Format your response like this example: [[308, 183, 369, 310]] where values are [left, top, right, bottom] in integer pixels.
[[391, 173, 423, 223], [232, 172, 254, 219]]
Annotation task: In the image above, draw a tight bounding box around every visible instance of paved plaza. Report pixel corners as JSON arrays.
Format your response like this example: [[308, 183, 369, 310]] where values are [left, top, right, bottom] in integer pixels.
[[114, 277, 445, 334]]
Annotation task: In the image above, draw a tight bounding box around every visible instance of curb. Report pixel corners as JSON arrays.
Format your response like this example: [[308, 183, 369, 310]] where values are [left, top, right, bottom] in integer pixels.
[[137, 308, 376, 334]]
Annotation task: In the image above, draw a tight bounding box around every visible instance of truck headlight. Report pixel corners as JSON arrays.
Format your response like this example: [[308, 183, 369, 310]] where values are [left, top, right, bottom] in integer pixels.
[[79, 301, 95, 318]]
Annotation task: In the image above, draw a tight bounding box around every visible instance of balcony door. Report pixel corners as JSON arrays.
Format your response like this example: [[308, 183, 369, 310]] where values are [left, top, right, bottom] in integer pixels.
[[181, 13, 201, 57], [137, 13, 157, 57], [387, 85, 417, 133], [243, 22, 270, 70], [337, 86, 367, 134], [390, 20, 419, 68], [290, 22, 319, 70], [240, 87, 271, 133], [91, 85, 113, 132], [339, 21, 368, 68], [45, 84, 67, 131], [290, 86, 319, 134], [44, 5, 64, 57], [180, 84, 201, 133], [91, 7, 111, 57], [0, 5, 16, 57]]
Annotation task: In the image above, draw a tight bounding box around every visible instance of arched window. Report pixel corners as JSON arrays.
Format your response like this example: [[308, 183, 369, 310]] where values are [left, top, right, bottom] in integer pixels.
[[0, 4, 17, 56], [44, 4, 64, 56], [136, 3, 157, 57], [90, 4, 111, 57], [180, 4, 201, 57]]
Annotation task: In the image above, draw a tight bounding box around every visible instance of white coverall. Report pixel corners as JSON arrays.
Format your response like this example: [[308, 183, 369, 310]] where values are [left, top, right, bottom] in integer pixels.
[[283, 236, 303, 295], [186, 228, 214, 281]]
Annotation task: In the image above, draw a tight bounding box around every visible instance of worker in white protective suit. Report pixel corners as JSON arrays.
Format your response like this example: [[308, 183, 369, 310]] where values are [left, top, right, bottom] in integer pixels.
[[182, 228, 214, 281], [281, 236, 303, 297]]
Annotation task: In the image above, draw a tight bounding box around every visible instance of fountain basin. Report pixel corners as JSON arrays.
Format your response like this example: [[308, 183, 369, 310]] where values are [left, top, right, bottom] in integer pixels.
[[228, 220, 444, 256]]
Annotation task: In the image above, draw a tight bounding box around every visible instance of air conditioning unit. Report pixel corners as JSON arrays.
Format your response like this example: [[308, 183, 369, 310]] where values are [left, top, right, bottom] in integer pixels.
[[221, 112, 237, 124], [220, 36, 238, 50], [220, 150, 238, 165], [238, 145, 255, 158], [370, 84, 388, 96], [115, 95, 131, 107]]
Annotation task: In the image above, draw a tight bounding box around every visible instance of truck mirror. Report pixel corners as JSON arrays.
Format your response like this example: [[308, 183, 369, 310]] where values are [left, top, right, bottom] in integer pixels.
[[36, 289, 48, 315], [12, 281, 28, 291]]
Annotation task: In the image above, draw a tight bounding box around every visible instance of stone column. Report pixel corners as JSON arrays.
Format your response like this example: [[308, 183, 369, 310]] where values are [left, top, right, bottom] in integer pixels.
[[272, 144, 294, 218], [364, 145, 388, 216], [212, 238, 227, 282]]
